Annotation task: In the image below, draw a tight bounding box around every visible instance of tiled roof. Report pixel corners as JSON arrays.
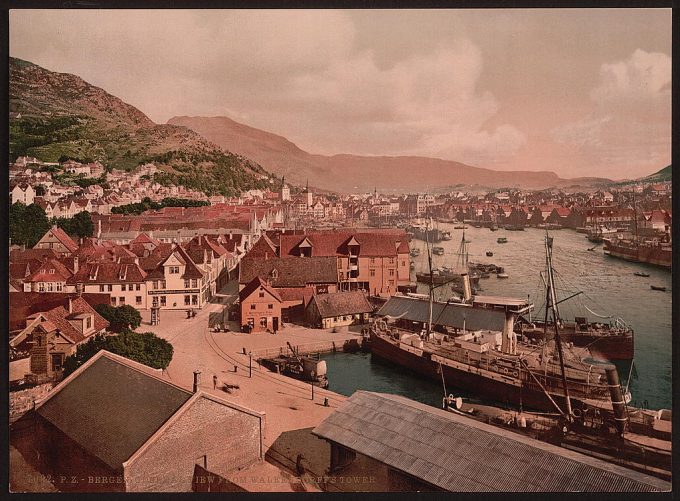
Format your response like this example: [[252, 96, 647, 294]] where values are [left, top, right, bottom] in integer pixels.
[[239, 276, 282, 303], [67, 262, 148, 285], [28, 297, 109, 344], [10, 248, 59, 262], [278, 230, 409, 258], [240, 256, 338, 287], [312, 391, 669, 492], [36, 352, 193, 470], [145, 245, 204, 280], [9, 292, 111, 332], [309, 291, 373, 318], [25, 258, 73, 283], [44, 226, 79, 253]]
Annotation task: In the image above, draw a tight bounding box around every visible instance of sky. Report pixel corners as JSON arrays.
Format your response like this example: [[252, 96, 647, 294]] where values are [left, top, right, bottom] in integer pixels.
[[9, 9, 671, 180]]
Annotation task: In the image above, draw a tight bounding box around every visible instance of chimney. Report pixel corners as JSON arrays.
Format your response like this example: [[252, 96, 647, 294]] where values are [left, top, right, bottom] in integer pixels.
[[68, 297, 73, 314], [73, 256, 79, 274], [193, 370, 201, 393]]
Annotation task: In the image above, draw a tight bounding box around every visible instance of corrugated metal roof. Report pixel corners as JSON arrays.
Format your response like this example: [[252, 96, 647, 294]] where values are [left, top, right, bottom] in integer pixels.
[[376, 296, 506, 331], [312, 391, 670, 492]]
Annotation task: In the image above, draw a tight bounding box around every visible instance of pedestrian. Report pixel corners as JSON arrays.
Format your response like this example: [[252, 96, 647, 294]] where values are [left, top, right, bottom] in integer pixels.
[[213, 375, 218, 390]]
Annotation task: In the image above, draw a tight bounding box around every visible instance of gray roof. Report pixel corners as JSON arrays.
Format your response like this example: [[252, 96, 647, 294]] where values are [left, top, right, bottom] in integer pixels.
[[309, 291, 374, 318], [376, 295, 506, 331], [313, 391, 670, 492], [37, 353, 193, 470], [240, 256, 338, 287]]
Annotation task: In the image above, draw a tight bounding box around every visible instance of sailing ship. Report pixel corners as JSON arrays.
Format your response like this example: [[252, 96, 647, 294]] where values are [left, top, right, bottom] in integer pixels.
[[519, 240, 635, 361], [415, 230, 480, 293], [603, 191, 672, 269], [369, 233, 632, 415]]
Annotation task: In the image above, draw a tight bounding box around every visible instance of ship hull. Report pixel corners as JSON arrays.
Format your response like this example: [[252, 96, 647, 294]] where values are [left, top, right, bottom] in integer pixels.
[[521, 328, 634, 361], [369, 331, 592, 413], [603, 240, 672, 269]]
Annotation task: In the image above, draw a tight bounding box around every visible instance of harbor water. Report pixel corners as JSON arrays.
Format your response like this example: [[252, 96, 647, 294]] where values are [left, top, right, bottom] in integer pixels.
[[322, 225, 672, 411]]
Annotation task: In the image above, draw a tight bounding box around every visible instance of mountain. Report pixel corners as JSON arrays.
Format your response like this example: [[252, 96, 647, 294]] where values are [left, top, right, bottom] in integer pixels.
[[168, 116, 613, 193], [641, 165, 672, 182], [9, 58, 269, 196]]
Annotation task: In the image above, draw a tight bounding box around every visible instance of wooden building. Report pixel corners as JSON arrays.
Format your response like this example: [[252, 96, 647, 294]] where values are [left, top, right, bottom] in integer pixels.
[[304, 291, 374, 329]]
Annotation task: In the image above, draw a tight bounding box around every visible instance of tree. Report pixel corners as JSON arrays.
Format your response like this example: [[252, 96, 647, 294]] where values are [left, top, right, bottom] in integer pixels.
[[94, 304, 142, 333], [55, 211, 94, 239], [62, 331, 173, 377], [9, 202, 50, 248]]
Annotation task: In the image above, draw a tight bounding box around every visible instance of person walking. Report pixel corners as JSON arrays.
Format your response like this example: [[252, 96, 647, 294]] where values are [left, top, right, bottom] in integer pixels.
[[213, 375, 218, 390]]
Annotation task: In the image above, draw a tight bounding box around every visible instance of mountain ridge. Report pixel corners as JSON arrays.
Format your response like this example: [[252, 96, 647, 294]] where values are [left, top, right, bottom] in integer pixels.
[[9, 57, 269, 196], [168, 115, 614, 193]]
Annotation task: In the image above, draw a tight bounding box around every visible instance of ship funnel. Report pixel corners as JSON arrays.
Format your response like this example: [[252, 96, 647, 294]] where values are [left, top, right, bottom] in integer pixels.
[[462, 273, 472, 302], [605, 366, 628, 436]]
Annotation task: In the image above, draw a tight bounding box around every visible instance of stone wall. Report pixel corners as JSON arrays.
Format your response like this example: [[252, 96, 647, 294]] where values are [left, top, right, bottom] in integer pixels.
[[124, 395, 263, 492], [9, 384, 53, 423]]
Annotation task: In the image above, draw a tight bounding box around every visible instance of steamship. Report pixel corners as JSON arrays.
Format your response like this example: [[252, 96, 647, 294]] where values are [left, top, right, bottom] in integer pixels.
[[368, 234, 632, 415]]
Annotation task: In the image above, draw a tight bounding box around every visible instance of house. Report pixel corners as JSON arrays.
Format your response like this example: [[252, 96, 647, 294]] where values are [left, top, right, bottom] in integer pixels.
[[545, 207, 571, 226], [33, 226, 79, 256], [277, 230, 411, 296], [9, 296, 109, 381], [22, 258, 73, 293], [11, 183, 35, 205], [10, 350, 266, 492], [67, 262, 149, 309], [312, 391, 669, 492], [239, 257, 338, 323], [304, 291, 374, 329], [144, 245, 207, 310], [238, 277, 283, 332]]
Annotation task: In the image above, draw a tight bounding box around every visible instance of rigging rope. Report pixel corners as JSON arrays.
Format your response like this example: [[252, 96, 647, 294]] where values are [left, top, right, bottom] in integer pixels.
[[582, 304, 612, 319]]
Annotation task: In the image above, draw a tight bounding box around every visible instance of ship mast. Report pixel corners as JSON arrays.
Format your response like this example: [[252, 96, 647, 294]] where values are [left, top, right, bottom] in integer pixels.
[[544, 234, 573, 419], [426, 218, 434, 339]]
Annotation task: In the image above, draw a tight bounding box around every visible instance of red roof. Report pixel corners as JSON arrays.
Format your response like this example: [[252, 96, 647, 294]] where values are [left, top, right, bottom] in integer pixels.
[[9, 292, 111, 333], [278, 230, 409, 258], [239, 276, 282, 303], [44, 226, 79, 253], [28, 297, 109, 344], [67, 262, 148, 285], [25, 258, 73, 283]]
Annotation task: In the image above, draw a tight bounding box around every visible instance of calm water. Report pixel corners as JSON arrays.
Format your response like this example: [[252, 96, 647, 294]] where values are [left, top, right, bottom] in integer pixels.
[[323, 225, 672, 410]]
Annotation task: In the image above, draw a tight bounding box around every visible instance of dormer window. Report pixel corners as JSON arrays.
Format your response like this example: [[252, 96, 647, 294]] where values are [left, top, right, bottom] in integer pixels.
[[49, 269, 55, 274], [271, 269, 279, 279]]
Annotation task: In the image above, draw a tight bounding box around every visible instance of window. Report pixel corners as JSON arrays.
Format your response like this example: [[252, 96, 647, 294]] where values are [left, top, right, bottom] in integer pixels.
[[49, 269, 55, 274], [192, 295, 198, 305], [370, 257, 376, 265], [107, 284, 113, 292], [161, 280, 167, 289], [38, 283, 45, 292], [169, 266, 180, 274], [388, 257, 395, 264], [56, 283, 63, 292], [192, 279, 198, 288], [268, 304, 273, 310], [136, 284, 141, 291], [389, 269, 395, 277], [260, 317, 268, 327], [99, 285, 105, 292], [86, 317, 92, 329], [112, 297, 117, 305], [121, 284, 126, 291], [402, 261, 406, 267], [370, 269, 376, 277], [259, 291, 265, 298], [136, 296, 142, 305], [153, 281, 159, 290], [185, 295, 191, 305], [160, 296, 167, 306], [250, 304, 256, 310], [47, 283, 54, 292], [184, 279, 190, 288], [119, 297, 125, 305]]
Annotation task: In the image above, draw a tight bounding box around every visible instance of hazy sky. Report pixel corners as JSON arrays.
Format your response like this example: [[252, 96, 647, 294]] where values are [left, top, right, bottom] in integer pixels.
[[10, 9, 671, 179]]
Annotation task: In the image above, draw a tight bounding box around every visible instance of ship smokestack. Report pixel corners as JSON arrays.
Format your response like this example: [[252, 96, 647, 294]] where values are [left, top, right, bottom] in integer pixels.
[[193, 370, 201, 393], [605, 366, 628, 436], [462, 273, 472, 302]]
